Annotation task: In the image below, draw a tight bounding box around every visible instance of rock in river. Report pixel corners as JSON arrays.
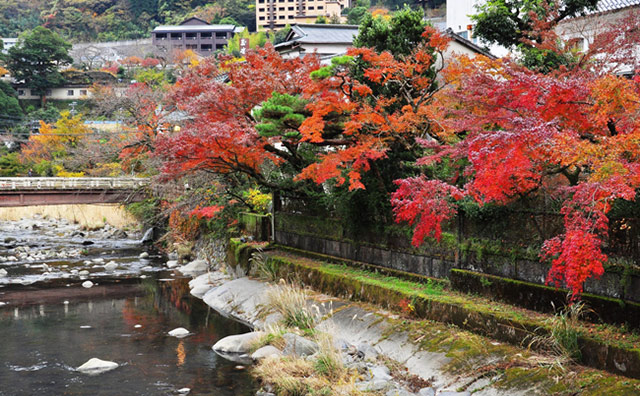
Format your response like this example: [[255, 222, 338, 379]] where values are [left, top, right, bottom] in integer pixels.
[[104, 261, 118, 271], [212, 332, 264, 354], [82, 281, 94, 288], [76, 358, 119, 375], [168, 327, 191, 338], [0, 268, 7, 277]]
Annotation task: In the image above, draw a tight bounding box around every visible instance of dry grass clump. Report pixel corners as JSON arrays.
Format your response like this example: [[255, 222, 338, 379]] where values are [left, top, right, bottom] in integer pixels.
[[253, 355, 364, 396], [313, 332, 344, 380], [249, 323, 287, 353], [267, 281, 320, 332]]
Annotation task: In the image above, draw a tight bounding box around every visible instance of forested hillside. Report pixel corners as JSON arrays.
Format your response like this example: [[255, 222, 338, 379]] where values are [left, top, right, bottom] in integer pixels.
[[0, 0, 255, 42], [0, 0, 445, 42]]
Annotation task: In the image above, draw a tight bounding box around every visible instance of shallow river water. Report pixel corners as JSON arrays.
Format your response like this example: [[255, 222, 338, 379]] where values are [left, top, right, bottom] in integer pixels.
[[0, 217, 257, 396]]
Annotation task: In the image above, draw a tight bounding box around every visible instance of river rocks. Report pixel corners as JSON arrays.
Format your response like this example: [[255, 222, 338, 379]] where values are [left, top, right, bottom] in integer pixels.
[[166, 260, 179, 268], [76, 358, 119, 375], [168, 328, 191, 338], [139, 252, 150, 259], [387, 389, 415, 396], [282, 333, 318, 357], [357, 379, 391, 392], [178, 259, 208, 276], [213, 332, 264, 354], [78, 270, 90, 276], [251, 345, 282, 361], [418, 388, 436, 396], [371, 365, 393, 381], [81, 281, 94, 288], [0, 269, 7, 277], [436, 392, 470, 396], [104, 261, 118, 271], [177, 387, 190, 394]]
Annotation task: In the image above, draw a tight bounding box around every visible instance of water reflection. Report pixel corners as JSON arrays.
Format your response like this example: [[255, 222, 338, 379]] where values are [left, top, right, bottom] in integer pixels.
[[0, 278, 256, 396]]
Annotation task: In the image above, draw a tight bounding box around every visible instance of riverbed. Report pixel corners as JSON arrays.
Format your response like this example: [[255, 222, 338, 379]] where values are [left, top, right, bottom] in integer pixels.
[[0, 216, 257, 396]]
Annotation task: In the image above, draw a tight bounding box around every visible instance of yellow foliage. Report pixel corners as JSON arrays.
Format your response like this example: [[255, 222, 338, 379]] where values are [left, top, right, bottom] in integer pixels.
[[21, 111, 92, 165], [0, 66, 8, 76]]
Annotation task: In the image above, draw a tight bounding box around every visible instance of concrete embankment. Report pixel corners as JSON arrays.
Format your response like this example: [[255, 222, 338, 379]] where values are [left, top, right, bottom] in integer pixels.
[[170, 237, 640, 395], [177, 257, 548, 394]]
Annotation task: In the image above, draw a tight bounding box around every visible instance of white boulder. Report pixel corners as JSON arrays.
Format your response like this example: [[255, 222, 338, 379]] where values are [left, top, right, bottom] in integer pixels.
[[76, 358, 118, 375], [82, 281, 94, 288], [168, 327, 191, 338], [139, 252, 149, 259], [104, 261, 118, 271], [178, 259, 208, 276], [166, 260, 179, 268], [212, 332, 264, 354], [0, 268, 7, 277]]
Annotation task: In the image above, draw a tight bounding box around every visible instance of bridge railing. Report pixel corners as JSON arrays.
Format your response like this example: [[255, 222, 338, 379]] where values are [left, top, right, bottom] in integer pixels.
[[0, 177, 150, 191]]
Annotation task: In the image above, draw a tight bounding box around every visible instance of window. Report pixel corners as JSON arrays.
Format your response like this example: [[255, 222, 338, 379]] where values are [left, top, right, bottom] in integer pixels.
[[259, 16, 266, 20], [17, 89, 24, 96], [80, 90, 88, 96], [186, 44, 197, 49], [288, 15, 294, 18], [216, 44, 225, 50], [67, 90, 74, 96], [318, 5, 323, 9], [201, 32, 212, 38], [201, 44, 213, 51], [279, 15, 285, 19], [215, 32, 228, 38], [308, 6, 314, 9], [279, 6, 285, 10], [259, 8, 265, 11], [288, 6, 294, 10], [45, 89, 52, 96]]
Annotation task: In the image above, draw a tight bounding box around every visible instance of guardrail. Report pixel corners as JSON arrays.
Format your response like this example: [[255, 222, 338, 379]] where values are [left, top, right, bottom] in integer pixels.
[[0, 177, 150, 191]]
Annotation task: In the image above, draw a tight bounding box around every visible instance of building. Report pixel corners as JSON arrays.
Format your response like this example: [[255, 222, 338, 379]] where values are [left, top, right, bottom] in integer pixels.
[[256, 0, 351, 31], [274, 24, 359, 59], [1, 38, 18, 54], [446, 0, 509, 57], [14, 70, 119, 101], [152, 17, 244, 56], [556, 0, 640, 75]]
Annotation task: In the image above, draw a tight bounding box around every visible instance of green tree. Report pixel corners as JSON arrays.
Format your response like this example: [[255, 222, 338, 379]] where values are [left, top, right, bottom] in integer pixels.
[[346, 0, 370, 25], [0, 81, 23, 119], [6, 27, 72, 107], [472, 0, 599, 71], [354, 6, 427, 56]]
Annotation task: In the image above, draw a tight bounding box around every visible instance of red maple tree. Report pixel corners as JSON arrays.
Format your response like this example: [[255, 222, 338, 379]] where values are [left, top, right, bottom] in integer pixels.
[[392, 12, 640, 296]]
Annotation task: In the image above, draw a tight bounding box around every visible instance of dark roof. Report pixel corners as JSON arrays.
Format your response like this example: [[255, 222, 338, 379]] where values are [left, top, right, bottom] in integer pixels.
[[593, 0, 640, 13], [276, 24, 360, 48], [152, 24, 241, 33], [445, 28, 497, 59], [180, 17, 210, 26]]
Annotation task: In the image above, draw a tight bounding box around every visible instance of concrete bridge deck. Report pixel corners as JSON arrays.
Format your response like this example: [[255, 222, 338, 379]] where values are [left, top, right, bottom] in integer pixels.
[[0, 177, 150, 206]]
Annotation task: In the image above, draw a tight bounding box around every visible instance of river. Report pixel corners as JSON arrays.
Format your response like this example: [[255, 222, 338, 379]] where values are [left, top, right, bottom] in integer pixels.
[[0, 216, 257, 396]]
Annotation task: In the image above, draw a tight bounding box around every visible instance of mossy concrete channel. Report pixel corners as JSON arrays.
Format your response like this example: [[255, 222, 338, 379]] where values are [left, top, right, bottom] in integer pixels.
[[179, 238, 640, 395]]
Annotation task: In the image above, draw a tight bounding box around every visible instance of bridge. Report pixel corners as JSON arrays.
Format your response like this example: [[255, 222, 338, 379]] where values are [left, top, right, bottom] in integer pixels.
[[0, 178, 150, 207]]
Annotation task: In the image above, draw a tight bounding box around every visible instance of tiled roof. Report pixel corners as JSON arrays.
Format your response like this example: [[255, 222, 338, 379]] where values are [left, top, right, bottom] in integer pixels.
[[592, 0, 640, 13], [287, 24, 360, 44]]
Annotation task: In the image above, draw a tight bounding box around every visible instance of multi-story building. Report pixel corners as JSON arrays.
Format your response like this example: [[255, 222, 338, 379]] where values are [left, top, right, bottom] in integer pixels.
[[256, 0, 351, 31], [152, 17, 244, 56]]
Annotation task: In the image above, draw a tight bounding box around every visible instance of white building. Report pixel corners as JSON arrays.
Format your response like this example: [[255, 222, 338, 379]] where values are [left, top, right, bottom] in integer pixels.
[[1, 38, 18, 54], [556, 0, 640, 75], [446, 0, 509, 57]]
